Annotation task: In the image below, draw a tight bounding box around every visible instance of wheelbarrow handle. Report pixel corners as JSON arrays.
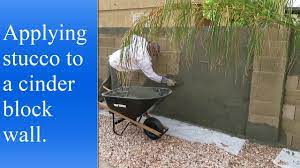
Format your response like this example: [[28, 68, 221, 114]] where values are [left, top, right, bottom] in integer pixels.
[[103, 86, 112, 91], [99, 102, 109, 109]]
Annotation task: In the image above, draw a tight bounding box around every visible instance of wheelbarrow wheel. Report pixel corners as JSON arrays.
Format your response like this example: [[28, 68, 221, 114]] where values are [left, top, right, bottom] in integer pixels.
[[143, 117, 164, 140]]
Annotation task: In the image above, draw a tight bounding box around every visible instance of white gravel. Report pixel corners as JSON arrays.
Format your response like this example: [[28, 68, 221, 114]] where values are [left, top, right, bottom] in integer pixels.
[[99, 115, 281, 168]]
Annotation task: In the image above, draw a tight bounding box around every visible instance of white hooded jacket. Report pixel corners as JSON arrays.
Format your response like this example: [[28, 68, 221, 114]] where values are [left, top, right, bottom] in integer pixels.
[[108, 35, 163, 83]]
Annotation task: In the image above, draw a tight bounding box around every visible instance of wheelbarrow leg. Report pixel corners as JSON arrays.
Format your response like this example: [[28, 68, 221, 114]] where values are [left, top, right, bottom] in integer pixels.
[[111, 113, 143, 136], [112, 113, 131, 136]]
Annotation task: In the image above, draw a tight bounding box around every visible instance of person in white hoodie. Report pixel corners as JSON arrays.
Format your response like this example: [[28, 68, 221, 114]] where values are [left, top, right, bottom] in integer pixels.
[[99, 35, 176, 100]]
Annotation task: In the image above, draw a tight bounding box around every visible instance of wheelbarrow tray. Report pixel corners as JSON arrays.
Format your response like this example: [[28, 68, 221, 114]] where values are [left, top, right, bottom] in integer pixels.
[[102, 86, 172, 120]]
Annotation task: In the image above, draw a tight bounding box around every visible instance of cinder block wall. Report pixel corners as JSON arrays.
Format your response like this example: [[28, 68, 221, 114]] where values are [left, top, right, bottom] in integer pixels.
[[99, 0, 162, 27], [281, 38, 300, 150], [246, 27, 290, 143], [98, 0, 202, 27], [282, 76, 300, 150]]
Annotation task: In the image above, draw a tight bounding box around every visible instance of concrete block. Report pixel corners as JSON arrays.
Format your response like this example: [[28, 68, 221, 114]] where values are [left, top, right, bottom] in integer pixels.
[[295, 105, 300, 122], [100, 54, 109, 64], [281, 119, 293, 133], [99, 9, 153, 27], [251, 72, 284, 87], [99, 37, 115, 48], [157, 38, 178, 51], [250, 85, 283, 102], [99, 47, 108, 65], [285, 90, 300, 100], [98, 11, 124, 27], [253, 56, 286, 73], [114, 37, 124, 49], [166, 42, 178, 51], [107, 47, 118, 56], [284, 96, 300, 105], [99, 11, 126, 28], [249, 100, 281, 117], [129, 72, 139, 81], [137, 72, 144, 78], [281, 119, 300, 135], [130, 80, 141, 85], [260, 40, 288, 57], [99, 61, 107, 68], [262, 40, 289, 51], [155, 64, 167, 75], [248, 113, 280, 127], [99, 66, 108, 80], [99, 47, 108, 55], [280, 130, 294, 146], [167, 64, 180, 75], [282, 104, 296, 120], [151, 61, 159, 69], [196, 55, 209, 62], [159, 51, 180, 65], [102, 56, 109, 65], [160, 51, 180, 57], [250, 72, 285, 102], [292, 135, 300, 150], [286, 76, 299, 90], [99, 0, 162, 11], [265, 27, 290, 41], [158, 38, 168, 51], [286, 132, 294, 146], [137, 74, 146, 85]]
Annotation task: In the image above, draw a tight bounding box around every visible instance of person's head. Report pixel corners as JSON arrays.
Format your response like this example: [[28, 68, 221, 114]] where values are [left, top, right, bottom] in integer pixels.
[[147, 42, 160, 58]]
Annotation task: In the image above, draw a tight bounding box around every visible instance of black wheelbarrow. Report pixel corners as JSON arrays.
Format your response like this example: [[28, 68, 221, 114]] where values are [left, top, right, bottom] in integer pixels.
[[101, 86, 172, 140]]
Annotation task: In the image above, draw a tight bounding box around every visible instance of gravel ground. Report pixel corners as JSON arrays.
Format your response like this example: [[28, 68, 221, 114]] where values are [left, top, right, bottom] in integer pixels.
[[99, 160, 114, 168], [99, 115, 281, 168]]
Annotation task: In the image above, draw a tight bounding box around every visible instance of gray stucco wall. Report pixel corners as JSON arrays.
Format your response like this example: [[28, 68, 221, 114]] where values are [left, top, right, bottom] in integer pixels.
[[148, 30, 252, 135], [99, 28, 252, 135]]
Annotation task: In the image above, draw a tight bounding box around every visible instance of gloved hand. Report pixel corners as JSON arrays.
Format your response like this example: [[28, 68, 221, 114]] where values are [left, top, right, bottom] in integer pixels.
[[166, 78, 176, 86], [162, 76, 176, 86]]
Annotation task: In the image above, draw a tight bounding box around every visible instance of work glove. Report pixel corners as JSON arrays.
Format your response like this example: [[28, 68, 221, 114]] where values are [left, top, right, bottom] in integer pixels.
[[166, 79, 176, 86], [161, 76, 176, 87]]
